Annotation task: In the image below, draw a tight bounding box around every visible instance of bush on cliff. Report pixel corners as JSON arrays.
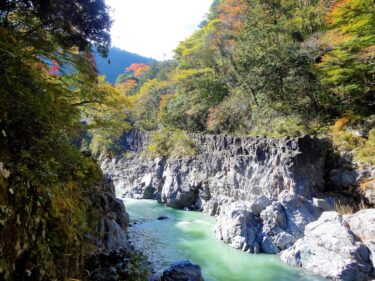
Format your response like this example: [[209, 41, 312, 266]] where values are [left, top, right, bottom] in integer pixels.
[[145, 128, 197, 158], [331, 116, 375, 165]]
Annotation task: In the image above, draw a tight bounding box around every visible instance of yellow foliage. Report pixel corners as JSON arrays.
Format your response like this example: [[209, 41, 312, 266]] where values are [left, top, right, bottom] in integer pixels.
[[355, 129, 375, 165], [320, 30, 354, 48], [157, 94, 173, 123], [359, 44, 375, 61], [334, 201, 354, 214], [170, 68, 212, 83], [333, 116, 351, 132], [144, 128, 197, 158], [360, 178, 375, 191], [331, 116, 375, 165]]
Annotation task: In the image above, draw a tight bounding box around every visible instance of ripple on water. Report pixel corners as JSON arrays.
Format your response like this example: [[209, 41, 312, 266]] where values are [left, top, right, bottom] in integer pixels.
[[122, 199, 327, 281]]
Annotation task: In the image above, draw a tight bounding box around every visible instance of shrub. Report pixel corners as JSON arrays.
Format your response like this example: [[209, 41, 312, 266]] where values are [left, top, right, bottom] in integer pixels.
[[355, 128, 375, 165], [331, 116, 375, 165], [144, 128, 197, 158], [207, 90, 252, 134]]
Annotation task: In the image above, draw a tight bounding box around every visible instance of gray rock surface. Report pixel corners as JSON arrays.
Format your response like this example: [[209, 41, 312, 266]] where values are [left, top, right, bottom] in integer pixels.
[[101, 131, 329, 213], [101, 130, 331, 255], [215, 192, 324, 254], [99, 130, 375, 280], [344, 209, 375, 272], [260, 191, 323, 253], [281, 211, 374, 281], [92, 179, 130, 251], [156, 261, 204, 281], [85, 179, 139, 281], [215, 203, 261, 252]]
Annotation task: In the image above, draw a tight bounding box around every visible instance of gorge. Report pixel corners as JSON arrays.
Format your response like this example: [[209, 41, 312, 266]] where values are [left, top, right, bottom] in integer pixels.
[[99, 130, 375, 281], [1, 0, 374, 280]]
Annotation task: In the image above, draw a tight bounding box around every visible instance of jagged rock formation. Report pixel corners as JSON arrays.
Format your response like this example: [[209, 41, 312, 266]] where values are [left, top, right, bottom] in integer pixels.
[[344, 209, 375, 273], [84, 179, 141, 281], [101, 130, 329, 214], [328, 160, 375, 206], [214, 191, 334, 254], [92, 178, 129, 251], [281, 211, 375, 281], [100, 130, 375, 280]]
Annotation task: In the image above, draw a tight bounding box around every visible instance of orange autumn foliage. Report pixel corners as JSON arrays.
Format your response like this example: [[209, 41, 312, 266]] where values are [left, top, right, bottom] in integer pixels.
[[216, 0, 245, 46], [117, 79, 137, 94], [125, 63, 150, 77]]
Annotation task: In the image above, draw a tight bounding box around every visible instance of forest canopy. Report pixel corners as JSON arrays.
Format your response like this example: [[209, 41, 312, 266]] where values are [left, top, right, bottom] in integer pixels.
[[122, 0, 374, 137]]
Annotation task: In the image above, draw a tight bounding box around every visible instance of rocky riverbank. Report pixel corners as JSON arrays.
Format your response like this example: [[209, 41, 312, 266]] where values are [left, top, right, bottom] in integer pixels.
[[100, 130, 375, 281], [85, 177, 204, 281]]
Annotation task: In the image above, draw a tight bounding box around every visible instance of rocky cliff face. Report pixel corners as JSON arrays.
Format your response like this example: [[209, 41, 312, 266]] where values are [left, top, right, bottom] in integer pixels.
[[101, 131, 333, 254], [90, 178, 129, 251], [83, 178, 135, 281], [101, 130, 329, 214], [281, 210, 375, 281], [100, 130, 375, 281]]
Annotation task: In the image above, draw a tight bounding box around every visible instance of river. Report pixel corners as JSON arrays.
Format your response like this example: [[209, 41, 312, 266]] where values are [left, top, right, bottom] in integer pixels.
[[123, 198, 326, 281]]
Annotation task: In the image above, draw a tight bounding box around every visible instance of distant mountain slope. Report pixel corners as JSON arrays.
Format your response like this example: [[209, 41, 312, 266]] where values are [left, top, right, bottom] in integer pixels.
[[95, 47, 154, 83]]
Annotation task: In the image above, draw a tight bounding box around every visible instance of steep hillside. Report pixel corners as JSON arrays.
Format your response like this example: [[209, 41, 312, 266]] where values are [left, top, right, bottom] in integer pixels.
[[94, 47, 154, 83]]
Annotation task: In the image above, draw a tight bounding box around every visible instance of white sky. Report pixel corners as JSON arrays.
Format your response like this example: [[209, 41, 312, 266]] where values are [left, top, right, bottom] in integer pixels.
[[106, 0, 213, 60]]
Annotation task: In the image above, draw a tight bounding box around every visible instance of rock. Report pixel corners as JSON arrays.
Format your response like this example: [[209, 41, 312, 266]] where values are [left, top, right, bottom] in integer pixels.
[[101, 131, 329, 212], [157, 216, 169, 220], [160, 165, 199, 209], [361, 179, 375, 206], [204, 200, 219, 216], [97, 217, 128, 251], [100, 131, 333, 257], [159, 261, 204, 281], [85, 248, 147, 281], [327, 130, 375, 205], [344, 209, 375, 271], [260, 192, 322, 253], [250, 195, 271, 215], [312, 197, 335, 211], [281, 212, 373, 281], [215, 203, 261, 252], [329, 168, 358, 189], [84, 178, 143, 281], [90, 179, 130, 252], [89, 267, 117, 281]]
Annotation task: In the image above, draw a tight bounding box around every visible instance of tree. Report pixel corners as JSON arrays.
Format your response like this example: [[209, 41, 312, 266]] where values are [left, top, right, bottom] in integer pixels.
[[126, 63, 150, 77], [0, 0, 112, 56], [317, 0, 375, 114], [0, 1, 122, 280], [232, 0, 324, 117]]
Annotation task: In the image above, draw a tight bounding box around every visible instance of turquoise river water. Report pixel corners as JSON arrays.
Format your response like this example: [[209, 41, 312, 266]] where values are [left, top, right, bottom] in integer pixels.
[[123, 199, 326, 281]]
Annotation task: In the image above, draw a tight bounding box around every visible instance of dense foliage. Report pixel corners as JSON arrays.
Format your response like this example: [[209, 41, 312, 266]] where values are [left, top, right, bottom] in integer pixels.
[[0, 1, 374, 279], [125, 0, 374, 139], [0, 1, 133, 280]]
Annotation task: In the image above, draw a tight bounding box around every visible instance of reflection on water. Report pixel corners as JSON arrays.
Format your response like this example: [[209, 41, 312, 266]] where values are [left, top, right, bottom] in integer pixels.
[[123, 199, 326, 281]]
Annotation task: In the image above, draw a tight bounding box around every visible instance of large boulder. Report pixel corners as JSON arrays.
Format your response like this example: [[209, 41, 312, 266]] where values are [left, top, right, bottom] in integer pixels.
[[214, 192, 326, 254], [161, 164, 199, 209], [344, 209, 375, 272], [215, 203, 262, 253], [260, 192, 323, 253], [91, 179, 130, 251], [281, 212, 373, 281], [158, 261, 204, 281], [97, 217, 128, 251]]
